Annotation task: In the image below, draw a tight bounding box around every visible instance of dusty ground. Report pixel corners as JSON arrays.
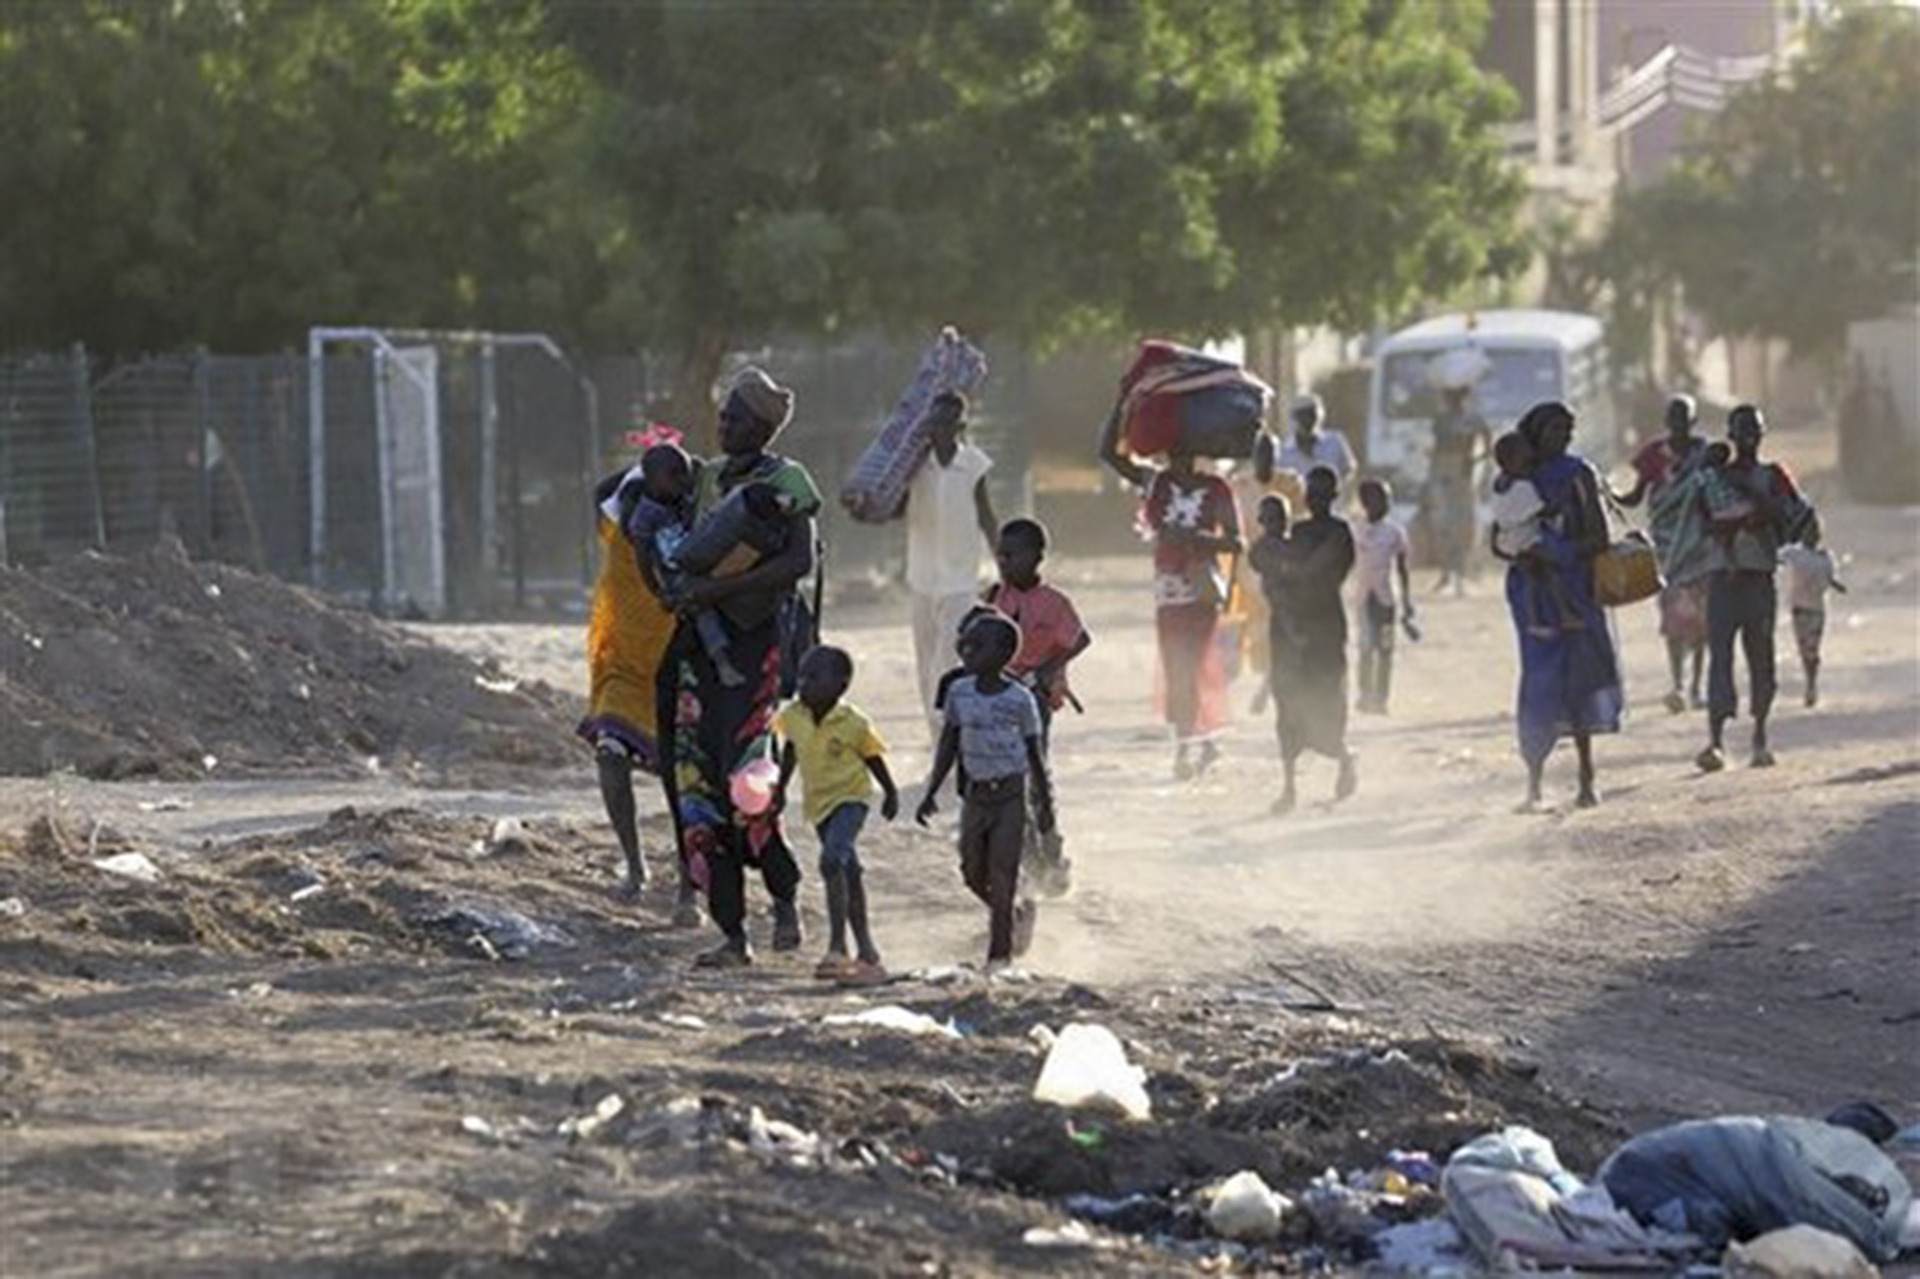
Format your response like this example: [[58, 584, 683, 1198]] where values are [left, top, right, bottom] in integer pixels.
[[0, 540, 580, 782], [1, 432, 1914, 1276]]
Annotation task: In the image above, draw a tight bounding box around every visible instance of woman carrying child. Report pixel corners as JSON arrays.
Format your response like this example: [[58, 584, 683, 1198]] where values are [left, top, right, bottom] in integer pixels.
[[580, 428, 701, 924], [665, 368, 822, 969], [1615, 394, 1712, 713], [1496, 401, 1623, 810]]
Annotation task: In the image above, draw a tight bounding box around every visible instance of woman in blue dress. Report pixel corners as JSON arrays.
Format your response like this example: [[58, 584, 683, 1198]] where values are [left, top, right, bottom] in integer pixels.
[[1496, 400, 1624, 809]]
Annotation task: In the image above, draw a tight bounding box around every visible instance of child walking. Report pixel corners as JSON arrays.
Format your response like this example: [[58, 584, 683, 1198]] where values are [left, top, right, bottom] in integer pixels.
[[1351, 478, 1414, 714], [916, 613, 1055, 968], [1779, 529, 1846, 708], [1490, 432, 1584, 638], [773, 645, 899, 985], [984, 518, 1090, 894]]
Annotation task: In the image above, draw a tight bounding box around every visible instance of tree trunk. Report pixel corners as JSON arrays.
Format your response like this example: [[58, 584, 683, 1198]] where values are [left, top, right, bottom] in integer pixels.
[[663, 327, 730, 453]]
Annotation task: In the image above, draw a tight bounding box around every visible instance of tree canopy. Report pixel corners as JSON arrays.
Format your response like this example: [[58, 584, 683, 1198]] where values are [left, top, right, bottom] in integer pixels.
[[1615, 7, 1920, 361], [3, 0, 1527, 396]]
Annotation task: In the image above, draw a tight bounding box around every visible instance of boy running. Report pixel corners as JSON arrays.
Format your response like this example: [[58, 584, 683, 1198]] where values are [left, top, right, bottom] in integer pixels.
[[773, 646, 900, 985], [915, 613, 1054, 968], [984, 517, 1089, 894], [985, 519, 1091, 739], [1351, 479, 1414, 714], [1779, 529, 1846, 708]]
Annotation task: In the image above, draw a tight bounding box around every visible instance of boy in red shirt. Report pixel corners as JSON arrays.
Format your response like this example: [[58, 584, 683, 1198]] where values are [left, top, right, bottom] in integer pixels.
[[985, 518, 1090, 893]]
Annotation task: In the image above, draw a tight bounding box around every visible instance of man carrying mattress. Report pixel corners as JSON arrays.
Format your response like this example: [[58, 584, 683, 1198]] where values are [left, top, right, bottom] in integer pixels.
[[904, 391, 998, 742]]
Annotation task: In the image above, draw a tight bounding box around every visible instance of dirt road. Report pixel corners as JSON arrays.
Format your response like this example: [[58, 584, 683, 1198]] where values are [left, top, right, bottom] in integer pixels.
[[415, 481, 1919, 1125], [2, 441, 1914, 1275]]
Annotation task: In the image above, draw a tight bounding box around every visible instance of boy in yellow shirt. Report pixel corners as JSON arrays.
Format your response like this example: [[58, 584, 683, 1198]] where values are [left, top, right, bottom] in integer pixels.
[[773, 645, 900, 984]]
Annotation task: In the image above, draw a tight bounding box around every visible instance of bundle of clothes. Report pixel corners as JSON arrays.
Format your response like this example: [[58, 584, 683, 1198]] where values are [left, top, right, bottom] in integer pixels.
[[1110, 340, 1272, 460], [1434, 1106, 1916, 1274]]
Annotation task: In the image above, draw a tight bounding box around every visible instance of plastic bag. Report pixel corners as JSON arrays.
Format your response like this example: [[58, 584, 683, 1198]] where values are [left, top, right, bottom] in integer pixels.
[[1207, 1170, 1292, 1241], [1031, 1023, 1151, 1121]]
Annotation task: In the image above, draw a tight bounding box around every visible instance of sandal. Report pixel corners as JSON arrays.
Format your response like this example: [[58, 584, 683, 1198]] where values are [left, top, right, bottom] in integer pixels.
[[694, 940, 752, 970], [814, 953, 856, 981], [836, 958, 890, 987]]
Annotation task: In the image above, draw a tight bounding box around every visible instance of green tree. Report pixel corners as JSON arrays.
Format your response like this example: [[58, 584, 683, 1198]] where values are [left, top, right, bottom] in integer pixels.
[[1620, 7, 1920, 363], [4, 0, 1526, 401], [0, 0, 584, 354], [547, 0, 1525, 430]]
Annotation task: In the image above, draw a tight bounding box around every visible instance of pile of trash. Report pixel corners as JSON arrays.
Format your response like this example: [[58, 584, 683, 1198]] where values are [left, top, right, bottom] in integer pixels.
[[912, 1011, 1920, 1274], [428, 990, 1920, 1275], [0, 542, 583, 779]]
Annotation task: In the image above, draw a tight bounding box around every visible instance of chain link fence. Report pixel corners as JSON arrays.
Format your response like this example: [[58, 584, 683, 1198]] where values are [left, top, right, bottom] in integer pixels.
[[2, 339, 599, 617], [4, 334, 1044, 616]]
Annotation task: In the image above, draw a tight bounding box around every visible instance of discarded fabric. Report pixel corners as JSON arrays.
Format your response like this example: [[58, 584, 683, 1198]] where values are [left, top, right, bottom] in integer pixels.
[[1443, 1160, 1693, 1271], [1600, 1117, 1912, 1262], [1372, 1217, 1471, 1276], [411, 903, 574, 960], [1448, 1125, 1582, 1195]]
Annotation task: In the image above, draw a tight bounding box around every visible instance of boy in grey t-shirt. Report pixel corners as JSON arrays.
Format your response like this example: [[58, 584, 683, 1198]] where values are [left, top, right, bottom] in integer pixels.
[[916, 612, 1055, 965]]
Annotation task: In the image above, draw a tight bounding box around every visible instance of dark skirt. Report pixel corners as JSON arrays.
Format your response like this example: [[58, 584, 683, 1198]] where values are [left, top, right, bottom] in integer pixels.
[[1271, 616, 1348, 760], [671, 610, 792, 888]]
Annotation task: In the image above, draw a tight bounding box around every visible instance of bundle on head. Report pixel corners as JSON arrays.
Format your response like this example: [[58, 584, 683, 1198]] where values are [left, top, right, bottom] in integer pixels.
[[1112, 340, 1271, 462]]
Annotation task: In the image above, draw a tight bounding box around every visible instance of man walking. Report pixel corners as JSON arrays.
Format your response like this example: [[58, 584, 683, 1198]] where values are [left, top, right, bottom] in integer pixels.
[[1275, 392, 1357, 492], [906, 391, 997, 740], [1698, 404, 1815, 773]]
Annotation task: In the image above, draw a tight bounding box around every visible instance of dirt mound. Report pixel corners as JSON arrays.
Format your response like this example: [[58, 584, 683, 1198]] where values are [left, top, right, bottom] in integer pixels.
[[0, 806, 643, 975], [0, 543, 584, 780]]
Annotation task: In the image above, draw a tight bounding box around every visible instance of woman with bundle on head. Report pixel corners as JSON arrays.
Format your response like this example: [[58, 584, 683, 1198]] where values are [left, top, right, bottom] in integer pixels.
[[664, 367, 823, 969], [1495, 400, 1624, 809], [1101, 440, 1243, 781]]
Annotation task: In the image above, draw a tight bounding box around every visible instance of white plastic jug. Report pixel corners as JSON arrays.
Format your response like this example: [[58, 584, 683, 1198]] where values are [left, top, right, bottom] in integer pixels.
[[1031, 1023, 1151, 1121]]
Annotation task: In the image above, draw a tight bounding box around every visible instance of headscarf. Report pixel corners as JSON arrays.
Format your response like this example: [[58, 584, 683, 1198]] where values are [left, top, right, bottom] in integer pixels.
[[727, 366, 795, 432], [1516, 400, 1573, 452]]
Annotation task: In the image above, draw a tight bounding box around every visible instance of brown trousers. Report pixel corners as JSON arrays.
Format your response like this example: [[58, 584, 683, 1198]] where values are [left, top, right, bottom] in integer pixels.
[[959, 776, 1025, 961]]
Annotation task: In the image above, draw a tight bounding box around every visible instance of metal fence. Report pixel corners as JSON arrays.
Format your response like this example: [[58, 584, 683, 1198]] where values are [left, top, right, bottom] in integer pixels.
[[2, 334, 1042, 616], [2, 339, 601, 617]]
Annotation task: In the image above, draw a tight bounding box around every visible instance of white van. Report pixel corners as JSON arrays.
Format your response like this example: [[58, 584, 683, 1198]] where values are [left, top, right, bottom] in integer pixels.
[[1365, 309, 1618, 498]]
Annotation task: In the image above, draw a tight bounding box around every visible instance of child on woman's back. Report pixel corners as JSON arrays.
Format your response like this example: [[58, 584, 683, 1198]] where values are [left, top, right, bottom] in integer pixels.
[[1490, 432, 1583, 638], [624, 443, 745, 686]]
